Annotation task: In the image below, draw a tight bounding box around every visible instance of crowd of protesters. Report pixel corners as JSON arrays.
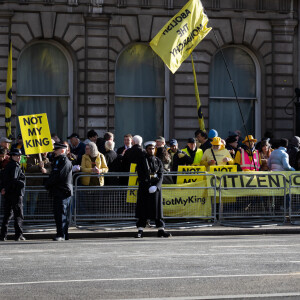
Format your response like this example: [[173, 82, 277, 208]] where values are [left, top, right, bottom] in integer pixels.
[[0, 129, 299, 182], [0, 128, 299, 241]]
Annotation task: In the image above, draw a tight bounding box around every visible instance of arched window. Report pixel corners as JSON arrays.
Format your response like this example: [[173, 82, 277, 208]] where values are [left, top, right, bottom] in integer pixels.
[[115, 44, 166, 146], [17, 42, 72, 140], [209, 47, 260, 139]]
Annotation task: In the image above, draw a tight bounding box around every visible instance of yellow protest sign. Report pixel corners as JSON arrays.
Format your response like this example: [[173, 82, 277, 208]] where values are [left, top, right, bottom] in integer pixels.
[[150, 0, 212, 73], [177, 165, 206, 184], [209, 165, 237, 173], [19, 113, 53, 155], [126, 163, 138, 203]]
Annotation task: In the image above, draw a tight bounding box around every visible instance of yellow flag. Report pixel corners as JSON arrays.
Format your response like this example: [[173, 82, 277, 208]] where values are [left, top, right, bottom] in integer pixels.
[[150, 0, 211, 74], [191, 54, 205, 131], [5, 42, 12, 139]]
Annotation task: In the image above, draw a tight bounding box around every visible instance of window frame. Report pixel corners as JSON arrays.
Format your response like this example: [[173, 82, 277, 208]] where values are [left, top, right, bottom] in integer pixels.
[[16, 40, 74, 136], [115, 43, 170, 140], [209, 45, 261, 141]]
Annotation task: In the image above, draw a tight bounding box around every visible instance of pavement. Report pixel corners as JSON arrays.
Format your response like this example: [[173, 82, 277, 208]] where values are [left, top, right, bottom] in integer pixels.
[[14, 221, 300, 240]]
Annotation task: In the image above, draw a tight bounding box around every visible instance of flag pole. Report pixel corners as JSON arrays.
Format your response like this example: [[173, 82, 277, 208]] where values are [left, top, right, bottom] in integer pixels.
[[211, 28, 258, 171]]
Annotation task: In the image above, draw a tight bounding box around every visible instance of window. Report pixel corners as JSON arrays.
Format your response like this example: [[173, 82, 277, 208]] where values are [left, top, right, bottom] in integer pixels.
[[17, 42, 72, 140], [115, 44, 166, 146], [209, 47, 260, 139]]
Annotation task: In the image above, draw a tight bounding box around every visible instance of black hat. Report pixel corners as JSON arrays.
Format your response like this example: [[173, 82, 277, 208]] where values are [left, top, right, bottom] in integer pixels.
[[187, 138, 196, 144], [53, 142, 68, 150], [9, 148, 22, 156], [67, 133, 79, 139], [226, 136, 237, 144]]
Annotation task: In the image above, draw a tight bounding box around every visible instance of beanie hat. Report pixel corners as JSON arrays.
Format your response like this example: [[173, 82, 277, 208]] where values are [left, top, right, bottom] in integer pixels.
[[208, 129, 218, 139]]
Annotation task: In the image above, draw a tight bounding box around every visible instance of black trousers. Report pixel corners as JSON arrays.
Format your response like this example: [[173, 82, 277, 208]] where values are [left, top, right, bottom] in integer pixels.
[[53, 196, 71, 239], [136, 218, 165, 228], [1, 196, 23, 238]]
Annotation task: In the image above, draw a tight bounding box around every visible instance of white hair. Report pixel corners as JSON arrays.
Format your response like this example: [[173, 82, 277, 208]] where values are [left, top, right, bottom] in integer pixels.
[[132, 135, 143, 146], [87, 142, 99, 158], [105, 140, 115, 151]]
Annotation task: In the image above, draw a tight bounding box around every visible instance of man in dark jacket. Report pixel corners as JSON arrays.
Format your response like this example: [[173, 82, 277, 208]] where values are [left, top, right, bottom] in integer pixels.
[[287, 136, 300, 170], [0, 149, 26, 241], [135, 141, 171, 238], [45, 142, 73, 241]]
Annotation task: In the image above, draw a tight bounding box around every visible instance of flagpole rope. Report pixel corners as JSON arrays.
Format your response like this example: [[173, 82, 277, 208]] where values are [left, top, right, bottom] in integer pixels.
[[211, 28, 257, 171]]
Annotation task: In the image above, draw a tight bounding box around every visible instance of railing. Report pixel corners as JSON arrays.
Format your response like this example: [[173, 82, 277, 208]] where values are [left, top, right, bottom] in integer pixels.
[[0, 171, 299, 230]]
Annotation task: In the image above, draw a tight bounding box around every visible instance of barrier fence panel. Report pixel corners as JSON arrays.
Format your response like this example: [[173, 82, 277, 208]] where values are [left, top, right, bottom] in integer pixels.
[[74, 173, 137, 228], [219, 173, 287, 226], [289, 173, 300, 225], [74, 172, 217, 228]]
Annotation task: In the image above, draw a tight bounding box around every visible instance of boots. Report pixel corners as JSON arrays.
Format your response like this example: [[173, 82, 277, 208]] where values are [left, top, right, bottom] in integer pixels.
[[157, 229, 171, 238]]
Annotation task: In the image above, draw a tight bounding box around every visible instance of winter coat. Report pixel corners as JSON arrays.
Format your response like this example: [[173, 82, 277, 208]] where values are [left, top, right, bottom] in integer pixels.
[[80, 153, 108, 186], [201, 148, 234, 171], [45, 154, 73, 198], [1, 159, 25, 198], [135, 154, 164, 220], [268, 147, 295, 171]]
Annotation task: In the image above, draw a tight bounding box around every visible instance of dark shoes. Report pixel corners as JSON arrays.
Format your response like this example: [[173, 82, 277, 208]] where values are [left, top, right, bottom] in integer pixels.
[[15, 235, 26, 241], [135, 230, 143, 238], [157, 229, 171, 238], [0, 236, 7, 241]]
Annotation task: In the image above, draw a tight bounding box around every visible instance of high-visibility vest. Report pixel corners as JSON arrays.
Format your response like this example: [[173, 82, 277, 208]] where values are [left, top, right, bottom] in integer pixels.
[[182, 148, 203, 165], [240, 148, 260, 171]]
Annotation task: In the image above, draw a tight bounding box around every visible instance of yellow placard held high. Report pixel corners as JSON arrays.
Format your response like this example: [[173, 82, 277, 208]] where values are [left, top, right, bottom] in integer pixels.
[[19, 113, 53, 155], [150, 0, 212, 74]]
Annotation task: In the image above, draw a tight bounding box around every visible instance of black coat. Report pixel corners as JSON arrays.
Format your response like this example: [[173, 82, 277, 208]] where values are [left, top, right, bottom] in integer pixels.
[[45, 154, 73, 198], [1, 159, 25, 198], [122, 144, 145, 172], [135, 154, 164, 220], [104, 150, 121, 185]]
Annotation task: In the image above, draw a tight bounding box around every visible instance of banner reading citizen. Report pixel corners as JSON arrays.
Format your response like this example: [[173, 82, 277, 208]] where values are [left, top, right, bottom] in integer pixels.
[[150, 0, 211, 73], [19, 113, 53, 155]]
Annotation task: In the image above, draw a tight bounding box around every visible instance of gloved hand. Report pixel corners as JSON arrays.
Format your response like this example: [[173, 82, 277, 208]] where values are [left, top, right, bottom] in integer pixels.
[[148, 186, 157, 193], [72, 165, 81, 172], [178, 153, 185, 159]]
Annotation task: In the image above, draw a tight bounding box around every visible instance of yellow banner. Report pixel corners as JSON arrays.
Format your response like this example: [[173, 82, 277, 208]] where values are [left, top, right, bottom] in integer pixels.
[[177, 165, 206, 184], [162, 181, 211, 217], [19, 113, 53, 155], [150, 0, 212, 73], [5, 42, 12, 139]]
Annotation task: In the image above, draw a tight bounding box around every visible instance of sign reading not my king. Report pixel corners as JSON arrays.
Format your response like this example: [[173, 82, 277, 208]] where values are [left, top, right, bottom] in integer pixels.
[[19, 113, 53, 155]]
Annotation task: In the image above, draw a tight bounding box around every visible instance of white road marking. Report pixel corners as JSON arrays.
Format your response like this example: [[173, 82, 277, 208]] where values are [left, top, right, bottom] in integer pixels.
[[0, 273, 300, 286], [119, 292, 300, 300]]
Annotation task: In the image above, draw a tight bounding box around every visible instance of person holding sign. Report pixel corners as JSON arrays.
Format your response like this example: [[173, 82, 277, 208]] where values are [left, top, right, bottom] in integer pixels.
[[135, 141, 171, 238], [200, 137, 234, 171], [45, 143, 73, 241], [0, 149, 26, 241]]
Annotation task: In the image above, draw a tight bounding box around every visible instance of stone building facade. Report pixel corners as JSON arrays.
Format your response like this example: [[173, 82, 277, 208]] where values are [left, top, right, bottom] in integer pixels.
[[0, 0, 298, 146]]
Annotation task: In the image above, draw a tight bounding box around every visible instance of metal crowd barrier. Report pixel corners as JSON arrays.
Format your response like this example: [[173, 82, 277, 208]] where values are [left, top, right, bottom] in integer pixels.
[[289, 173, 300, 225], [73, 172, 217, 228], [1, 171, 298, 231], [219, 173, 287, 227]]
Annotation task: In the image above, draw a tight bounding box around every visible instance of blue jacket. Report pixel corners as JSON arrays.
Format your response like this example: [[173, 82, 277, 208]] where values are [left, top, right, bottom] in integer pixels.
[[267, 147, 295, 171]]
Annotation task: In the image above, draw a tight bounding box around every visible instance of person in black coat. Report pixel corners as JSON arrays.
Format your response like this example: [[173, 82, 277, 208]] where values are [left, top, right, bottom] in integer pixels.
[[45, 143, 73, 241], [104, 140, 121, 185], [0, 149, 26, 241], [117, 133, 132, 155], [135, 141, 171, 238]]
